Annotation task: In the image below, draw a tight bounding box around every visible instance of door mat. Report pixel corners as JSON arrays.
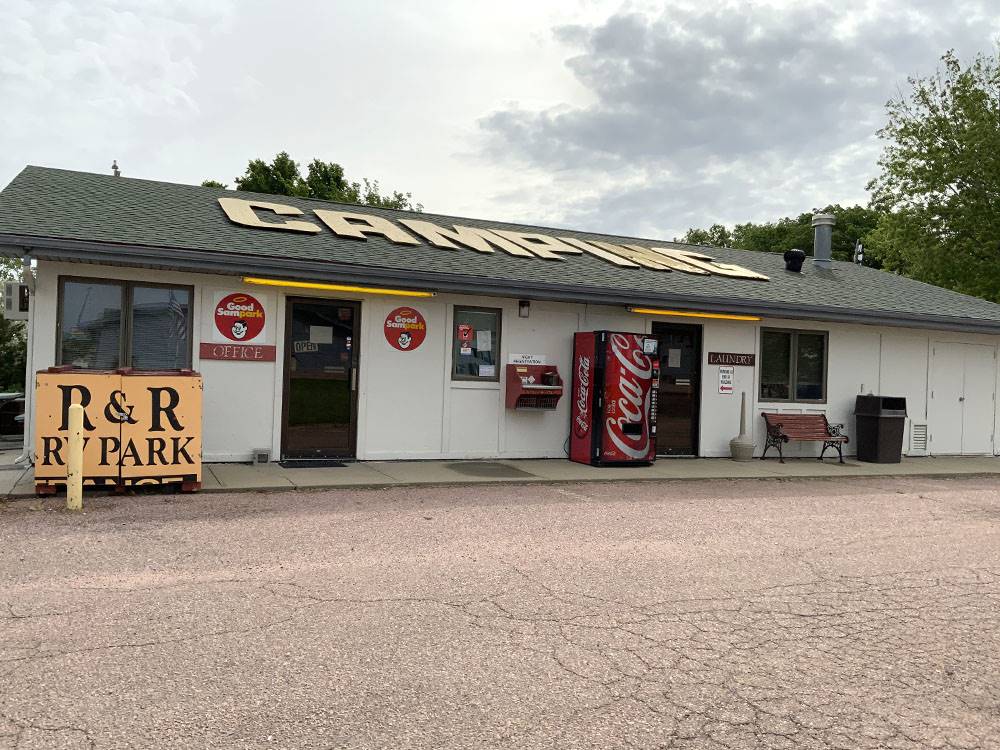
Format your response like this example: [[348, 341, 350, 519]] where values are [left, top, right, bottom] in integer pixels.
[[278, 460, 347, 469]]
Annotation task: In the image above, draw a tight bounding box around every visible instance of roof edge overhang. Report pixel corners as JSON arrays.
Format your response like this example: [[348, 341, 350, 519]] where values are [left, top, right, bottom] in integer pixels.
[[4, 234, 1000, 336]]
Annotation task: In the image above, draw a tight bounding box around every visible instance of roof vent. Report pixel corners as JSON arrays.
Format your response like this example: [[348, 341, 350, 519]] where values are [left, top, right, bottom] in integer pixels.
[[784, 248, 806, 273], [111, 160, 121, 177], [812, 212, 835, 268]]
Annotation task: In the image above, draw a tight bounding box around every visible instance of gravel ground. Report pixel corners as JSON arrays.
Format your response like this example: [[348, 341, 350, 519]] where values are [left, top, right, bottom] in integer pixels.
[[1, 476, 999, 749]]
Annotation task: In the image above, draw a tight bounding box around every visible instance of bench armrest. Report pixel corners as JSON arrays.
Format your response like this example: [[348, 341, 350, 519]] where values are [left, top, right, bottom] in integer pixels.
[[826, 423, 845, 437], [764, 421, 784, 437]]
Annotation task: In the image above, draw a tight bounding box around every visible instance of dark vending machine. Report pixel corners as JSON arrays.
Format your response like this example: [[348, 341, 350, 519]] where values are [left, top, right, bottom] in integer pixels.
[[569, 331, 659, 466]]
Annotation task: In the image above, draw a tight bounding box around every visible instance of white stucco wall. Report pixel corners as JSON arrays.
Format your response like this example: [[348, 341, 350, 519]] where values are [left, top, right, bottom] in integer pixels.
[[695, 318, 998, 459], [24, 260, 1000, 463]]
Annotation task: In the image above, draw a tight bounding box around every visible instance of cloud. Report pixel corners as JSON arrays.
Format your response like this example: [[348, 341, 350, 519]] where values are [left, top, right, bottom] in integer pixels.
[[0, 0, 235, 182], [480, 0, 1000, 238]]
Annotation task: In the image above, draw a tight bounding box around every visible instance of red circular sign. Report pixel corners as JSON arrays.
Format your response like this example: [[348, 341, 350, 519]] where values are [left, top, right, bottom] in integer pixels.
[[215, 293, 266, 342], [384, 307, 427, 351]]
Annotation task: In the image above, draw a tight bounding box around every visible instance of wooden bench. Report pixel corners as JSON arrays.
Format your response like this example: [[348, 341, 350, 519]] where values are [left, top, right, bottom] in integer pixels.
[[761, 412, 848, 463]]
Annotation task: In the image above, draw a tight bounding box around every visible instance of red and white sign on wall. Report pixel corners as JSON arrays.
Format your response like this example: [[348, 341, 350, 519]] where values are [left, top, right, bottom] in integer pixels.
[[384, 307, 427, 351], [201, 290, 276, 362], [214, 292, 266, 342]]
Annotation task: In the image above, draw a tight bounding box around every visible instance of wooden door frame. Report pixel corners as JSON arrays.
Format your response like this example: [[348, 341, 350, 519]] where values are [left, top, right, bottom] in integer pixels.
[[280, 296, 361, 460], [651, 321, 702, 457]]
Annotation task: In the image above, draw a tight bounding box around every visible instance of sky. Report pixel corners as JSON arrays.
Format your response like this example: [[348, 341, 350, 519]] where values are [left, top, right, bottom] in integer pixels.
[[1, 0, 998, 240]]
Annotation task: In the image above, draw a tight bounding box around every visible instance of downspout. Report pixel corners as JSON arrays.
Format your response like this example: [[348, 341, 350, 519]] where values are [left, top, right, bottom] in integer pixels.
[[15, 253, 34, 465]]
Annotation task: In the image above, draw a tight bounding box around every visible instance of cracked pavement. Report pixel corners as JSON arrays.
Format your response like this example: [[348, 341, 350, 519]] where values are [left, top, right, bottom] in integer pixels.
[[1, 476, 999, 749]]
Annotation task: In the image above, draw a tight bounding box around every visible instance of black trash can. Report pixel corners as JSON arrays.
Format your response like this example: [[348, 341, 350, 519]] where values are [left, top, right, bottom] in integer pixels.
[[854, 395, 907, 463]]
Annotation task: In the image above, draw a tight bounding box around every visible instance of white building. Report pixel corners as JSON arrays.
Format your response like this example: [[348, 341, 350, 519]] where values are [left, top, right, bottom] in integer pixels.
[[3, 166, 1000, 468]]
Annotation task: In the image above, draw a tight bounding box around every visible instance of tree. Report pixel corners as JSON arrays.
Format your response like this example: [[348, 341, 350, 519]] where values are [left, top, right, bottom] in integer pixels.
[[0, 258, 26, 391], [200, 180, 227, 189], [679, 205, 882, 264], [867, 49, 1000, 301], [682, 224, 733, 248], [206, 152, 422, 211]]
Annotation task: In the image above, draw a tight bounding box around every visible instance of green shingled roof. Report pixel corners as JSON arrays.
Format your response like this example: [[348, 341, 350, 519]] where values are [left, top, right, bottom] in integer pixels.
[[3, 165, 1000, 333]]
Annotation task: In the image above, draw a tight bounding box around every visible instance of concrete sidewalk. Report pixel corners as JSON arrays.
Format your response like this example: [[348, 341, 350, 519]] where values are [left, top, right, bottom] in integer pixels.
[[4, 449, 1000, 499]]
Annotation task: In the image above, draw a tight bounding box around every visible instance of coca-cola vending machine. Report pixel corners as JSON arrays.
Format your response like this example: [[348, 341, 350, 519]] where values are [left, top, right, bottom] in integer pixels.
[[570, 331, 659, 465]]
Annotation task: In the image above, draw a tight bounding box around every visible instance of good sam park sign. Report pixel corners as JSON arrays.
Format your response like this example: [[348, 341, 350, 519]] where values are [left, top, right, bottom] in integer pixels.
[[201, 291, 276, 361]]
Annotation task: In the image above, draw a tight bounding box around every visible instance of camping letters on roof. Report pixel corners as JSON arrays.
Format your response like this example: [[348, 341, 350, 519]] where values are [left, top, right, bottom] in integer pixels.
[[217, 198, 769, 281]]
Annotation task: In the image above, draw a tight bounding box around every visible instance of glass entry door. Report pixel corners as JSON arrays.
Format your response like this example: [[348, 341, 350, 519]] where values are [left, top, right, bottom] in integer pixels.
[[281, 298, 360, 459], [653, 322, 702, 456]]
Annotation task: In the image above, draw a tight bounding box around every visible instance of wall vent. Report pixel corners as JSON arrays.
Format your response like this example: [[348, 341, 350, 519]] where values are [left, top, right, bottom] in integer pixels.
[[908, 423, 929, 456], [253, 449, 271, 464]]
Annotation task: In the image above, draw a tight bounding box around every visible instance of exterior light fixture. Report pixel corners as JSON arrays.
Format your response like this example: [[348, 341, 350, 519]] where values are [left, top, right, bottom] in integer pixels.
[[627, 307, 761, 322], [242, 277, 435, 298], [518, 300, 531, 318]]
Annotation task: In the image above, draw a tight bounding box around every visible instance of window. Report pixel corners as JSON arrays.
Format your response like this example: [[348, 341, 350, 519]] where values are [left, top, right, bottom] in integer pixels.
[[58, 278, 192, 370], [451, 306, 501, 381], [759, 328, 827, 402]]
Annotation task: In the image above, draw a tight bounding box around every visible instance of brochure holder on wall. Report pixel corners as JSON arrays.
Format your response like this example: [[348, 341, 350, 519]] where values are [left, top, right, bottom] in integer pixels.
[[505, 364, 563, 410]]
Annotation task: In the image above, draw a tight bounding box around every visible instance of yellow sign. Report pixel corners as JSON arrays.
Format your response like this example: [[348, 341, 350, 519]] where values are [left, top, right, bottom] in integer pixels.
[[34, 371, 202, 492], [218, 198, 769, 281]]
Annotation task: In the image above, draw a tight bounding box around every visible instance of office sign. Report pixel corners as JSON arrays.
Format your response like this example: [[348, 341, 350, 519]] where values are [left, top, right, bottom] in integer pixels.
[[199, 343, 277, 362], [203, 290, 274, 362]]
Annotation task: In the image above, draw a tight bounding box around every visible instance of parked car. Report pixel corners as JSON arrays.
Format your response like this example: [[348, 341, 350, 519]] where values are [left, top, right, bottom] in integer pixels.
[[0, 393, 25, 436]]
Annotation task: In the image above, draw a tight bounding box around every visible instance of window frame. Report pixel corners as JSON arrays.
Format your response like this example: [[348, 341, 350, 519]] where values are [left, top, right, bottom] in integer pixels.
[[450, 305, 502, 383], [56, 275, 195, 371], [758, 327, 829, 404]]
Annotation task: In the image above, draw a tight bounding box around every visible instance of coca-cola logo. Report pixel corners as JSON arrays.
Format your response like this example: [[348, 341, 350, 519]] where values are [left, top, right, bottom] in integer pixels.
[[605, 334, 653, 460], [573, 355, 592, 438]]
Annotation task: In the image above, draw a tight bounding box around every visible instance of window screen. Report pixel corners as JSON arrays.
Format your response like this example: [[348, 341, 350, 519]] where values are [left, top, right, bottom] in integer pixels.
[[130, 286, 192, 370], [759, 328, 827, 403], [452, 307, 501, 381], [760, 330, 791, 400], [58, 278, 192, 371], [59, 280, 123, 369], [794, 333, 826, 400]]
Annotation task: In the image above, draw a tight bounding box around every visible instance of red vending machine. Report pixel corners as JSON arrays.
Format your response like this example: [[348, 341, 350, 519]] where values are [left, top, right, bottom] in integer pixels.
[[570, 331, 659, 466]]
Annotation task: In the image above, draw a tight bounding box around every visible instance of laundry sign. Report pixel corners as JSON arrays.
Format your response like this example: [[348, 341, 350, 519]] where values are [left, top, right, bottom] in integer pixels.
[[708, 352, 755, 367]]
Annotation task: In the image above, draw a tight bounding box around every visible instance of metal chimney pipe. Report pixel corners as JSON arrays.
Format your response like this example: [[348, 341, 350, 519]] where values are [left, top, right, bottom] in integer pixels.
[[812, 213, 835, 268]]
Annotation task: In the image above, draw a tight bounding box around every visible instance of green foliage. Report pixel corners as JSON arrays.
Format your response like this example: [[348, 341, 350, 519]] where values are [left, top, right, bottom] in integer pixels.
[[682, 224, 733, 248], [0, 258, 26, 391], [207, 152, 422, 211], [679, 205, 882, 264], [200, 180, 227, 189], [234, 151, 310, 198], [303, 158, 351, 201], [868, 50, 1000, 301]]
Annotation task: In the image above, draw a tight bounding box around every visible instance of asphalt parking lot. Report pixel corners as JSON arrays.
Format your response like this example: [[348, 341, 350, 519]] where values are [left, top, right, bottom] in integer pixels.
[[2, 476, 999, 749]]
